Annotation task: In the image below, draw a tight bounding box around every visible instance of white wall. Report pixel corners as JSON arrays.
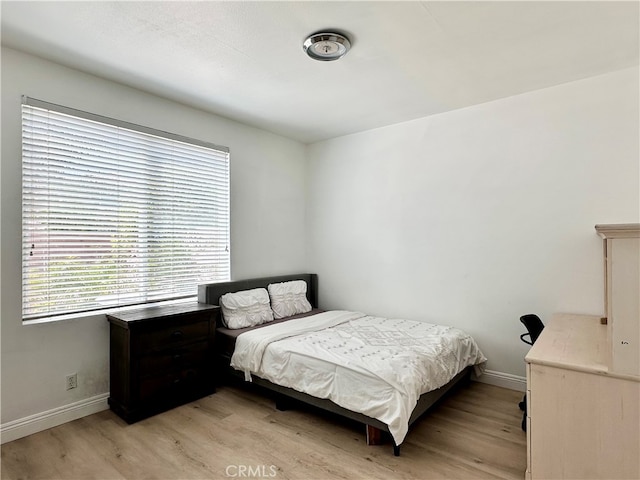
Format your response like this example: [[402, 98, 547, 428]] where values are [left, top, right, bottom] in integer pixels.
[[306, 67, 639, 377], [1, 47, 308, 426], [2, 45, 638, 437]]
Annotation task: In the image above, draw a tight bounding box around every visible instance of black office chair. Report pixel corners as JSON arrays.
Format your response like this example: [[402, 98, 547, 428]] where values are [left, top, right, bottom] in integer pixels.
[[520, 314, 545, 346], [519, 314, 544, 431]]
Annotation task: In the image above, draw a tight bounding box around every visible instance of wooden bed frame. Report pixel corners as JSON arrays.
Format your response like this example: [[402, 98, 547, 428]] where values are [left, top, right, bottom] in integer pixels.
[[198, 273, 472, 456]]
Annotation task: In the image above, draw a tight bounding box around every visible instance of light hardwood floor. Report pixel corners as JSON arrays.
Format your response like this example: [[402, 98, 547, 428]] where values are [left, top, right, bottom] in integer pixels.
[[1, 382, 527, 480]]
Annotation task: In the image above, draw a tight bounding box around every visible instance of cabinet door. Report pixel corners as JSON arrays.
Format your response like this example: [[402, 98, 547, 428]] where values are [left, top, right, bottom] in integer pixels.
[[609, 238, 640, 376], [529, 364, 640, 480]]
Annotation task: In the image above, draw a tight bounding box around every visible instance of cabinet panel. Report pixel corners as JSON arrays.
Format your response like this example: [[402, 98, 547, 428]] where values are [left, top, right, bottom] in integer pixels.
[[529, 362, 640, 480], [525, 415, 531, 478], [597, 224, 640, 376]]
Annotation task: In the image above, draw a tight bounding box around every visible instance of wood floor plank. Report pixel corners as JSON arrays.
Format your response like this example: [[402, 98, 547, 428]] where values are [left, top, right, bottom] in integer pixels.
[[1, 381, 527, 480]]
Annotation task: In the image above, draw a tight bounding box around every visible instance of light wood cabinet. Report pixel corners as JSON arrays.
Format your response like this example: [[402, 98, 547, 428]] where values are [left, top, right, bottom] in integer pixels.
[[525, 224, 640, 479], [525, 314, 640, 480]]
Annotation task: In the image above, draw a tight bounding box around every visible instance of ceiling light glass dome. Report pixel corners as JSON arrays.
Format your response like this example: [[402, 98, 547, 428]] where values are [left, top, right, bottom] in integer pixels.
[[303, 32, 351, 61]]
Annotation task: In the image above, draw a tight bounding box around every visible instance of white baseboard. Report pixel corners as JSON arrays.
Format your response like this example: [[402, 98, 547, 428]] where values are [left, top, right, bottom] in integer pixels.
[[0, 393, 109, 444], [474, 369, 527, 392], [0, 368, 526, 444]]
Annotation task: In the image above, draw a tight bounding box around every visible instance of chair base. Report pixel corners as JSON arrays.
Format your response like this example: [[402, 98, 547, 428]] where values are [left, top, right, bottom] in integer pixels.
[[519, 393, 527, 431]]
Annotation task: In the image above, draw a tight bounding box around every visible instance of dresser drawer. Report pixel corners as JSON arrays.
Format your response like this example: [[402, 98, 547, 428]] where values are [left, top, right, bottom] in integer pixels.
[[135, 317, 210, 353], [139, 367, 206, 403], [138, 341, 209, 376]]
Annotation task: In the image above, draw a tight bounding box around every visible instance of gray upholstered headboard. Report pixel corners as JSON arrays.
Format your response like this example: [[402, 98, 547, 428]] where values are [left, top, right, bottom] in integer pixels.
[[197, 273, 318, 311]]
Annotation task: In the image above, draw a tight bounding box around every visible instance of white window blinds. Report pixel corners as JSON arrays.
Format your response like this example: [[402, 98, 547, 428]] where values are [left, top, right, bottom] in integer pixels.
[[22, 97, 230, 321]]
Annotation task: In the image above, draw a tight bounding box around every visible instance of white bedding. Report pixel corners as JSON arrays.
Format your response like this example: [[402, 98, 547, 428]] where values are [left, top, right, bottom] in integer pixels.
[[230, 310, 487, 445]]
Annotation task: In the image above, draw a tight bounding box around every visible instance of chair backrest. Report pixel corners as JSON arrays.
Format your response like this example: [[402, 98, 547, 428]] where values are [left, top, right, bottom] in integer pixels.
[[520, 314, 544, 345]]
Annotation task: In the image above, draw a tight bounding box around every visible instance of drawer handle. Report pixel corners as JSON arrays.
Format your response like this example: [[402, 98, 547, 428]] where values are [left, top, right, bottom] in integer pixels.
[[170, 330, 183, 340], [173, 354, 182, 362]]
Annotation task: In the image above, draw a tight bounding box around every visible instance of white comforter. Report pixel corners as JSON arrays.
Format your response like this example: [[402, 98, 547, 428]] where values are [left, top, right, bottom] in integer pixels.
[[230, 310, 487, 445]]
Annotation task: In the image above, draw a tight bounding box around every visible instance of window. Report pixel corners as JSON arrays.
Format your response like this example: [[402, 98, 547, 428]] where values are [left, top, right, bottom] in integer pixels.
[[22, 97, 230, 321]]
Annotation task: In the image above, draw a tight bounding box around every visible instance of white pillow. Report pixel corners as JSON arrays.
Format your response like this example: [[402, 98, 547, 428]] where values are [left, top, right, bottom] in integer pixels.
[[220, 288, 274, 329], [268, 280, 312, 319]]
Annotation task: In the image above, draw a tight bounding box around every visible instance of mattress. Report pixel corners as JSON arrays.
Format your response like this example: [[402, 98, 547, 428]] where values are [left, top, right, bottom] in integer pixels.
[[230, 310, 487, 445]]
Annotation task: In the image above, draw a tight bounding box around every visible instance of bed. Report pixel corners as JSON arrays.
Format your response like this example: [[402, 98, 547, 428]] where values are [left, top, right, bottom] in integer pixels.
[[197, 274, 486, 456]]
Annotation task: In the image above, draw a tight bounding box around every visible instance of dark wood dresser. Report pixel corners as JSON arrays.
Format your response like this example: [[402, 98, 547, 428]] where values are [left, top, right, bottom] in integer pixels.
[[107, 302, 219, 423]]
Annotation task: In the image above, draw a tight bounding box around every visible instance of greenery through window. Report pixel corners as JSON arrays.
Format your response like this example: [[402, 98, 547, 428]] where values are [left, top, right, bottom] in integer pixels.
[[22, 97, 230, 320]]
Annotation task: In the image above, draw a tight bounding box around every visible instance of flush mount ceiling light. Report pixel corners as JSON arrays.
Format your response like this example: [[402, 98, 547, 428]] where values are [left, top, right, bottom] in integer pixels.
[[303, 32, 351, 61]]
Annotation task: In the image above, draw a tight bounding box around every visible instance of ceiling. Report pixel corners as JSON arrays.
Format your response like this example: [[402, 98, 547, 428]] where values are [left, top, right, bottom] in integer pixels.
[[1, 1, 638, 144]]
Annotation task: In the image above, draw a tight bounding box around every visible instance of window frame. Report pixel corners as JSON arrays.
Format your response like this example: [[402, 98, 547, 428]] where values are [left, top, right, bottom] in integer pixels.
[[21, 96, 230, 322]]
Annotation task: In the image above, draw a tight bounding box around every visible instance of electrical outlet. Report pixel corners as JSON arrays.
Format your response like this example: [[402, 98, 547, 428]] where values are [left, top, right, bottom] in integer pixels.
[[66, 373, 77, 390]]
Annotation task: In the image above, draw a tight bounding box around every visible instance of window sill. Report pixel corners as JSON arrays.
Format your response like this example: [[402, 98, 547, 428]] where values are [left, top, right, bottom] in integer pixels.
[[22, 296, 199, 326]]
